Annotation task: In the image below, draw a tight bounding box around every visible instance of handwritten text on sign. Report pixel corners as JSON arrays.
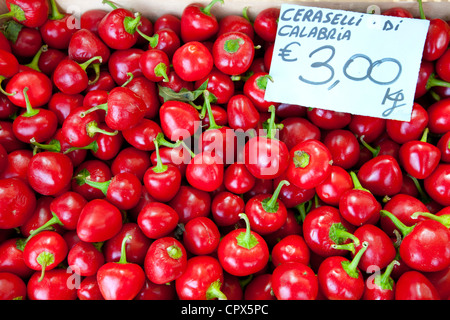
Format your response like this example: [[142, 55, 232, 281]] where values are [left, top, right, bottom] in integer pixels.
[[264, 4, 430, 121]]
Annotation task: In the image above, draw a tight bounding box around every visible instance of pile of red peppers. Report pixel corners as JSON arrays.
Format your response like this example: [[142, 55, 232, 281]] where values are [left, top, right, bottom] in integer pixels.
[[0, 0, 449, 301]]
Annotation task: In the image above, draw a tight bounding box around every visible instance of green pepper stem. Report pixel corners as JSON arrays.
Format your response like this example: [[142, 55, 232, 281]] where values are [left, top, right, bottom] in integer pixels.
[[411, 211, 450, 228], [123, 12, 141, 35], [79, 56, 103, 71], [359, 135, 380, 158], [203, 90, 222, 131], [201, 0, 224, 16], [37, 251, 54, 282], [236, 213, 259, 250], [154, 62, 169, 82], [136, 27, 159, 48], [376, 260, 400, 290], [24, 44, 48, 72], [417, 0, 427, 19], [48, 0, 65, 20], [206, 279, 227, 300], [30, 138, 61, 153], [342, 241, 369, 278], [242, 6, 251, 23], [102, 0, 118, 9], [420, 127, 429, 143], [0, 76, 15, 96], [380, 210, 415, 238], [121, 72, 134, 87], [21, 87, 40, 118], [166, 244, 183, 260], [63, 140, 98, 155], [118, 235, 132, 264], [407, 174, 431, 204], [265, 105, 278, 139], [349, 171, 370, 192], [86, 120, 118, 138], [80, 103, 108, 117], [84, 178, 111, 196], [262, 180, 290, 213], [152, 133, 168, 174], [25, 213, 64, 244], [426, 73, 450, 90]]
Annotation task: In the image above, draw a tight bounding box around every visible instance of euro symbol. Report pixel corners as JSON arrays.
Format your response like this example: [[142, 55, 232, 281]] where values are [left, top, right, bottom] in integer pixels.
[[278, 42, 301, 62]]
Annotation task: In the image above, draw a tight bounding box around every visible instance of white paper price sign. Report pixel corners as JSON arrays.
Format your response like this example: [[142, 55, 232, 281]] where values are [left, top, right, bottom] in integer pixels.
[[265, 4, 430, 121]]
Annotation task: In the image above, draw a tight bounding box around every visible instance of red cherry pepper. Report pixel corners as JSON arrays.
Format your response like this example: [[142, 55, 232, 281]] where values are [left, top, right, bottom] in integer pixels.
[[352, 224, 397, 273], [315, 165, 353, 206], [23, 230, 68, 282], [212, 31, 255, 76], [386, 102, 428, 144], [12, 87, 58, 144], [143, 133, 182, 202], [183, 216, 221, 256], [186, 150, 224, 192], [139, 48, 170, 82], [107, 48, 144, 85], [253, 7, 280, 43], [244, 105, 290, 180], [103, 222, 151, 266], [0, 177, 36, 229], [395, 270, 441, 300], [381, 210, 450, 272], [39, 0, 78, 50], [380, 193, 429, 237], [339, 171, 381, 226], [279, 117, 321, 151], [111, 147, 150, 181], [159, 100, 201, 141], [137, 202, 179, 239], [67, 240, 105, 277], [363, 259, 400, 300], [418, 0, 450, 62], [217, 213, 269, 277], [80, 9, 108, 35], [97, 235, 146, 300], [398, 128, 441, 179], [271, 234, 310, 267], [77, 276, 105, 300], [175, 255, 227, 300], [27, 151, 73, 196], [0, 272, 27, 300], [357, 154, 403, 197], [226, 94, 260, 132], [244, 180, 290, 235], [172, 41, 214, 82], [318, 241, 369, 300], [76, 198, 122, 243], [0, 49, 19, 96], [302, 205, 359, 257], [286, 139, 332, 190], [6, 69, 52, 108], [82, 86, 147, 131], [244, 273, 276, 300], [68, 28, 110, 73], [97, 0, 142, 50], [0, 0, 49, 28], [180, 0, 223, 43], [27, 268, 77, 300], [424, 164, 450, 206], [272, 261, 318, 300], [0, 238, 34, 279], [211, 191, 245, 227], [144, 236, 187, 285], [243, 72, 279, 112]]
